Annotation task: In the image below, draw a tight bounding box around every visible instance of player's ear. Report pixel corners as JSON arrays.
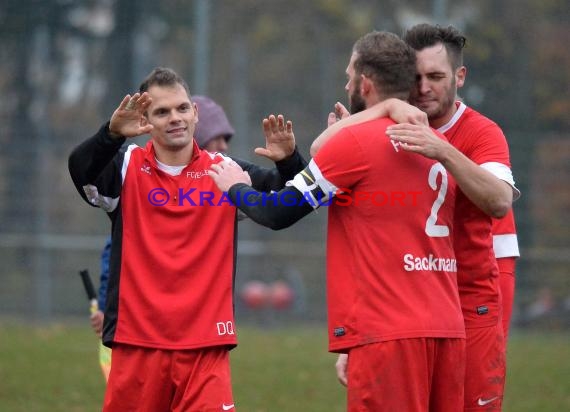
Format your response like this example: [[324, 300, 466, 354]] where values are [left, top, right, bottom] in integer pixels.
[[360, 75, 373, 96], [193, 102, 199, 123], [456, 66, 467, 89], [140, 114, 148, 127]]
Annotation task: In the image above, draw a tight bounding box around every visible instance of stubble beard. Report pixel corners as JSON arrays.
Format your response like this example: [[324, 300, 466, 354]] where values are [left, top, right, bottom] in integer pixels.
[[413, 78, 458, 124], [349, 89, 366, 114]]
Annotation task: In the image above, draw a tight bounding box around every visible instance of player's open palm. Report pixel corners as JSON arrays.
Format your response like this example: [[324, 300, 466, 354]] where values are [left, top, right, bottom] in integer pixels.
[[109, 92, 154, 138], [255, 114, 295, 162], [328, 102, 350, 127]]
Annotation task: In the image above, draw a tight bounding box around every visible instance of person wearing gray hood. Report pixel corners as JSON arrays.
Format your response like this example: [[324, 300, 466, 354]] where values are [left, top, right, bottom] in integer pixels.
[[193, 95, 235, 153]]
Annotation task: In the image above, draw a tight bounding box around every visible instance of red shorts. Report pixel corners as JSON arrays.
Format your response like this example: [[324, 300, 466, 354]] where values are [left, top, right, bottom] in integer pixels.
[[464, 324, 506, 411], [103, 344, 235, 412], [497, 257, 516, 342], [346, 338, 465, 412]]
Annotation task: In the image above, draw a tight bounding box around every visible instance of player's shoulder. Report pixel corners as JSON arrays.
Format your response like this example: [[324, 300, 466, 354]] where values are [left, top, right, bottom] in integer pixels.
[[354, 116, 394, 127], [123, 142, 146, 163], [462, 106, 503, 133], [205, 151, 230, 164], [343, 116, 395, 136]]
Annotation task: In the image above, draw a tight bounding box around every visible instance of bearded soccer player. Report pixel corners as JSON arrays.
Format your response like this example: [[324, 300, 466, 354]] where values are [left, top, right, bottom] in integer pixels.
[[316, 25, 520, 411], [69, 67, 305, 411], [209, 31, 465, 412]]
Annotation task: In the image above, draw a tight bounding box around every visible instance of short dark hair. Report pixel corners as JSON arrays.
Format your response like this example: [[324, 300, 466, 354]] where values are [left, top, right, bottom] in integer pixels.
[[403, 24, 466, 70], [352, 31, 417, 100], [139, 67, 190, 95]]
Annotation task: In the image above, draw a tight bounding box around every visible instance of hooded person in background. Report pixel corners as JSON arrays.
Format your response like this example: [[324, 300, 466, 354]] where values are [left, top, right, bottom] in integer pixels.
[[193, 95, 235, 153]]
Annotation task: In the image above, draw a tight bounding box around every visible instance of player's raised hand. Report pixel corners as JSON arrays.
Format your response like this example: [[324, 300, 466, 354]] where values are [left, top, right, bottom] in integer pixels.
[[109, 93, 154, 138], [208, 159, 252, 193], [254, 114, 296, 162], [327, 102, 350, 127]]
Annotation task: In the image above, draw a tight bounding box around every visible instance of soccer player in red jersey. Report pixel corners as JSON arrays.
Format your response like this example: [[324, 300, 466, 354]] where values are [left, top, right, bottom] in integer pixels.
[[69, 67, 306, 411], [314, 23, 520, 412], [209, 31, 466, 412], [394, 25, 520, 411], [87, 95, 241, 384]]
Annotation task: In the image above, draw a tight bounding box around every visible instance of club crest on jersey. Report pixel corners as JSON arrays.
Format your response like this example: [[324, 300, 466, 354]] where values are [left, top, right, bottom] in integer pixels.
[[140, 164, 151, 175], [186, 170, 209, 179]]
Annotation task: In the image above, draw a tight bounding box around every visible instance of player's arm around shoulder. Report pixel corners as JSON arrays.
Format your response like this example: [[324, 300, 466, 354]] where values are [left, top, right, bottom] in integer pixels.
[[310, 99, 426, 156], [386, 123, 513, 218]]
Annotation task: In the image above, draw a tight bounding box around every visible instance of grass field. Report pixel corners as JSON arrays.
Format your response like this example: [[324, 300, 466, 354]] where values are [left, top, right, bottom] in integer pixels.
[[0, 321, 568, 411]]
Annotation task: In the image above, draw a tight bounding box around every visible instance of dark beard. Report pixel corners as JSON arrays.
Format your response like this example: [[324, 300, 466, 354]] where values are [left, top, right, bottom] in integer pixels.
[[349, 89, 366, 114]]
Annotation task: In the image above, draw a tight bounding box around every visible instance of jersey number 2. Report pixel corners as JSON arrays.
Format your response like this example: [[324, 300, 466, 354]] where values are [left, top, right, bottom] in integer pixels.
[[425, 163, 449, 237]]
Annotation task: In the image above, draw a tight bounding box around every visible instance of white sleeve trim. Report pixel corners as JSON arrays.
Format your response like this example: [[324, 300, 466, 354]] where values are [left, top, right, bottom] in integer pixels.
[[215, 153, 231, 161], [308, 159, 339, 194], [286, 159, 339, 209], [480, 162, 521, 200], [493, 234, 520, 258], [121, 144, 138, 183]]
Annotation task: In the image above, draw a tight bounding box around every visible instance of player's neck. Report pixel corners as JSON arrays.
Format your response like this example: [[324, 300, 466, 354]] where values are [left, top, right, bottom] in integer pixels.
[[429, 102, 459, 130], [153, 144, 194, 166], [364, 97, 382, 111]]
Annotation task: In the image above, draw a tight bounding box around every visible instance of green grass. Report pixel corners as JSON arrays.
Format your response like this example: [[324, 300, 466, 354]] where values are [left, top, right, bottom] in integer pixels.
[[0, 321, 568, 411], [503, 330, 570, 411], [232, 326, 344, 412], [0, 322, 105, 412]]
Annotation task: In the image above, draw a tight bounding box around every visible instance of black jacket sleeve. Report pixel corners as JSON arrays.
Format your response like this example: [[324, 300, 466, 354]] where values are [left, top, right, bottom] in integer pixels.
[[68, 122, 126, 208], [227, 183, 314, 230], [232, 146, 307, 192]]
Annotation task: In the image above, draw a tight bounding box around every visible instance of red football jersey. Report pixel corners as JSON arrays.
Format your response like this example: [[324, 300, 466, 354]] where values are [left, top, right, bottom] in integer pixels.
[[115, 141, 238, 349], [308, 118, 464, 353], [70, 124, 306, 351], [438, 102, 518, 326]]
